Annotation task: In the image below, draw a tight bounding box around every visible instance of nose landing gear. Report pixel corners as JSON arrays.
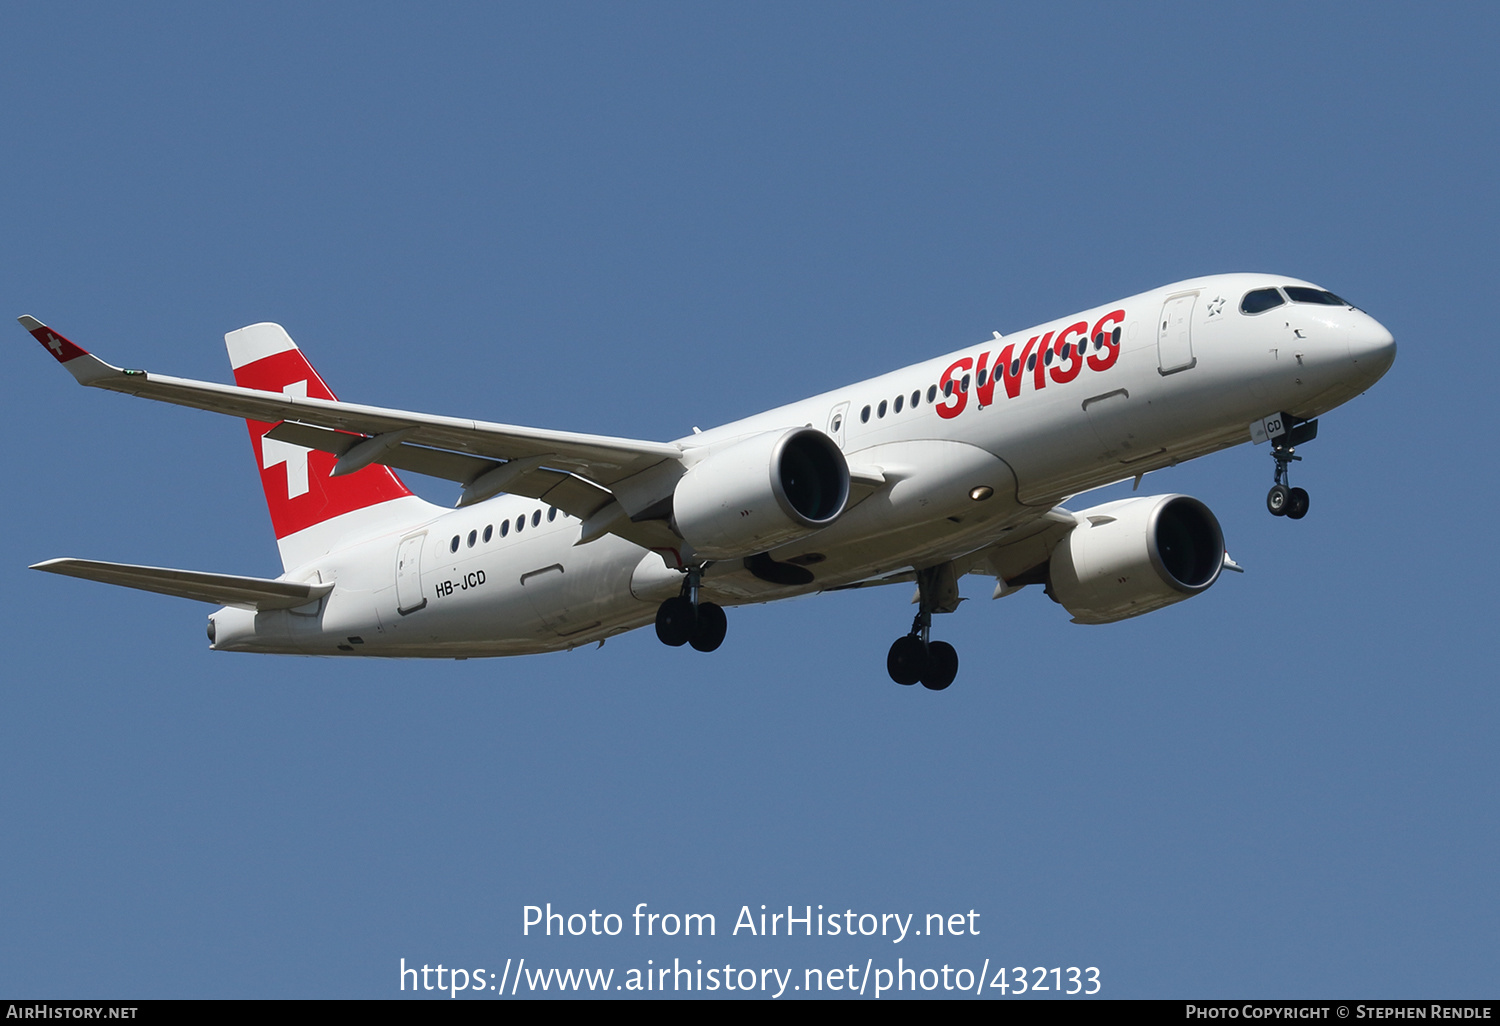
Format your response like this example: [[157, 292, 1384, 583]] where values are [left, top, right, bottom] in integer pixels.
[[1265, 418, 1317, 520], [1266, 443, 1310, 520], [655, 566, 728, 652], [886, 563, 960, 691]]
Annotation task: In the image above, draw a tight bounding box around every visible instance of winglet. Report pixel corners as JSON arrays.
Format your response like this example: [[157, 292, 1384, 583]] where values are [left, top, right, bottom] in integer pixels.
[[17, 316, 124, 384]]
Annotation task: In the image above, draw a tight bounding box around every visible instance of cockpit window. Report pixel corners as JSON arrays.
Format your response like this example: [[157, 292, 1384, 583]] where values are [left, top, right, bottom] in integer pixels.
[[1284, 286, 1348, 306], [1240, 288, 1285, 314]]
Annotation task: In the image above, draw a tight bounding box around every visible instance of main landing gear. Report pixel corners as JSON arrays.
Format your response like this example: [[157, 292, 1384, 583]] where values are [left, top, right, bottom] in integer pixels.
[[886, 564, 960, 691], [655, 566, 727, 653]]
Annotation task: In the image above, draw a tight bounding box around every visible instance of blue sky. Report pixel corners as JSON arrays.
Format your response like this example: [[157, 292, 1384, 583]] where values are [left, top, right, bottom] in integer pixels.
[[1, 2, 1494, 999]]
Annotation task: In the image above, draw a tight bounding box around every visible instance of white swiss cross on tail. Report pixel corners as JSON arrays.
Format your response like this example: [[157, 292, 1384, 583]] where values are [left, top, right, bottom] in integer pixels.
[[224, 321, 413, 553], [259, 380, 311, 498]]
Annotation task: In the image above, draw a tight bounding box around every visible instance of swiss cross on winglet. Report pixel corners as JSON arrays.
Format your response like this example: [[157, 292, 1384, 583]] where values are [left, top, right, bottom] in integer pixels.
[[18, 315, 89, 363], [16, 315, 123, 385]]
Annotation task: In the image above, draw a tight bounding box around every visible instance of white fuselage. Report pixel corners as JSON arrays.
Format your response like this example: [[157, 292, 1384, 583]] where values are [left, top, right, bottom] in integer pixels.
[[209, 273, 1396, 657]]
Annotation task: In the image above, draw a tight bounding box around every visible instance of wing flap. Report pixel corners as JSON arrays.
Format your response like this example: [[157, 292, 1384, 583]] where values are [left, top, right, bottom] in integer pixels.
[[263, 420, 680, 552], [31, 558, 333, 611], [265, 421, 496, 485], [823, 569, 917, 592], [264, 421, 621, 516]]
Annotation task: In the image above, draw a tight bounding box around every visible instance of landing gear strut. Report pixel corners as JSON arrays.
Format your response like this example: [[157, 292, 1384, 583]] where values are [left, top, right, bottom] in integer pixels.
[[886, 564, 960, 691], [655, 565, 727, 652]]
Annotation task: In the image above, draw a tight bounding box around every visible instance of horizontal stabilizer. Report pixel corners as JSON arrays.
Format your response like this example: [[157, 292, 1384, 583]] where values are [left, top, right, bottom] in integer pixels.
[[30, 558, 333, 611]]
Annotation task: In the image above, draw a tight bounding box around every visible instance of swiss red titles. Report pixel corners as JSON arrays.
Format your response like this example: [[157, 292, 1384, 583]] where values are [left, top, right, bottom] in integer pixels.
[[935, 309, 1126, 420]]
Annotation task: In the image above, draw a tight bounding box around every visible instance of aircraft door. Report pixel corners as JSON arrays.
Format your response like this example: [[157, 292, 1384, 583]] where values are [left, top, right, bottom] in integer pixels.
[[1157, 293, 1198, 375], [826, 402, 850, 449], [395, 532, 427, 614]]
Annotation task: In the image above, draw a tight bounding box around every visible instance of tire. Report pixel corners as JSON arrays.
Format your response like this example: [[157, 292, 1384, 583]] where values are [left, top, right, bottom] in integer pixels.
[[689, 601, 727, 652], [1266, 484, 1290, 516], [654, 596, 694, 647], [887, 635, 924, 686], [920, 641, 959, 691], [1286, 487, 1310, 520]]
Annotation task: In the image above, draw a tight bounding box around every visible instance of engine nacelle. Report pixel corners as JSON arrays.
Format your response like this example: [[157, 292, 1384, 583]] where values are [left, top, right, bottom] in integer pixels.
[[673, 427, 849, 560], [1048, 494, 1225, 624]]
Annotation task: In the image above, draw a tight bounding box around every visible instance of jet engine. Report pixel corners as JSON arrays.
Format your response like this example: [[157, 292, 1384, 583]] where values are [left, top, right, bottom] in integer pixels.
[[672, 427, 849, 560], [1048, 494, 1225, 624]]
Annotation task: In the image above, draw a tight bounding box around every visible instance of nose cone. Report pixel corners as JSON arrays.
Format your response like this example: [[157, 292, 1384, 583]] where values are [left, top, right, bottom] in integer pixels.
[[1348, 315, 1396, 386]]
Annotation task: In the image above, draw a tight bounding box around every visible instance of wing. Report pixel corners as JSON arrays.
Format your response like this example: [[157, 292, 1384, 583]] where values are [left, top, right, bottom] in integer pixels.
[[957, 508, 1078, 596], [820, 508, 1079, 598], [32, 558, 333, 611], [18, 316, 687, 546]]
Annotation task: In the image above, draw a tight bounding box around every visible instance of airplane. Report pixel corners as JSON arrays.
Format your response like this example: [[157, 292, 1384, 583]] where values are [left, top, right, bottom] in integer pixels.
[[18, 273, 1396, 690]]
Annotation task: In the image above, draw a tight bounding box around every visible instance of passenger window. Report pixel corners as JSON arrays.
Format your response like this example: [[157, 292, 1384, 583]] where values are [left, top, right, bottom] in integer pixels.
[[943, 380, 953, 397], [1240, 288, 1286, 314], [911, 390, 921, 407], [548, 507, 557, 522], [483, 525, 493, 542], [467, 530, 477, 548], [926, 385, 937, 404], [532, 510, 541, 527], [515, 516, 524, 533], [500, 520, 510, 538], [877, 400, 887, 418], [1285, 286, 1345, 306], [450, 535, 460, 553], [1026, 353, 1037, 371], [860, 405, 871, 423], [894, 394, 904, 413]]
